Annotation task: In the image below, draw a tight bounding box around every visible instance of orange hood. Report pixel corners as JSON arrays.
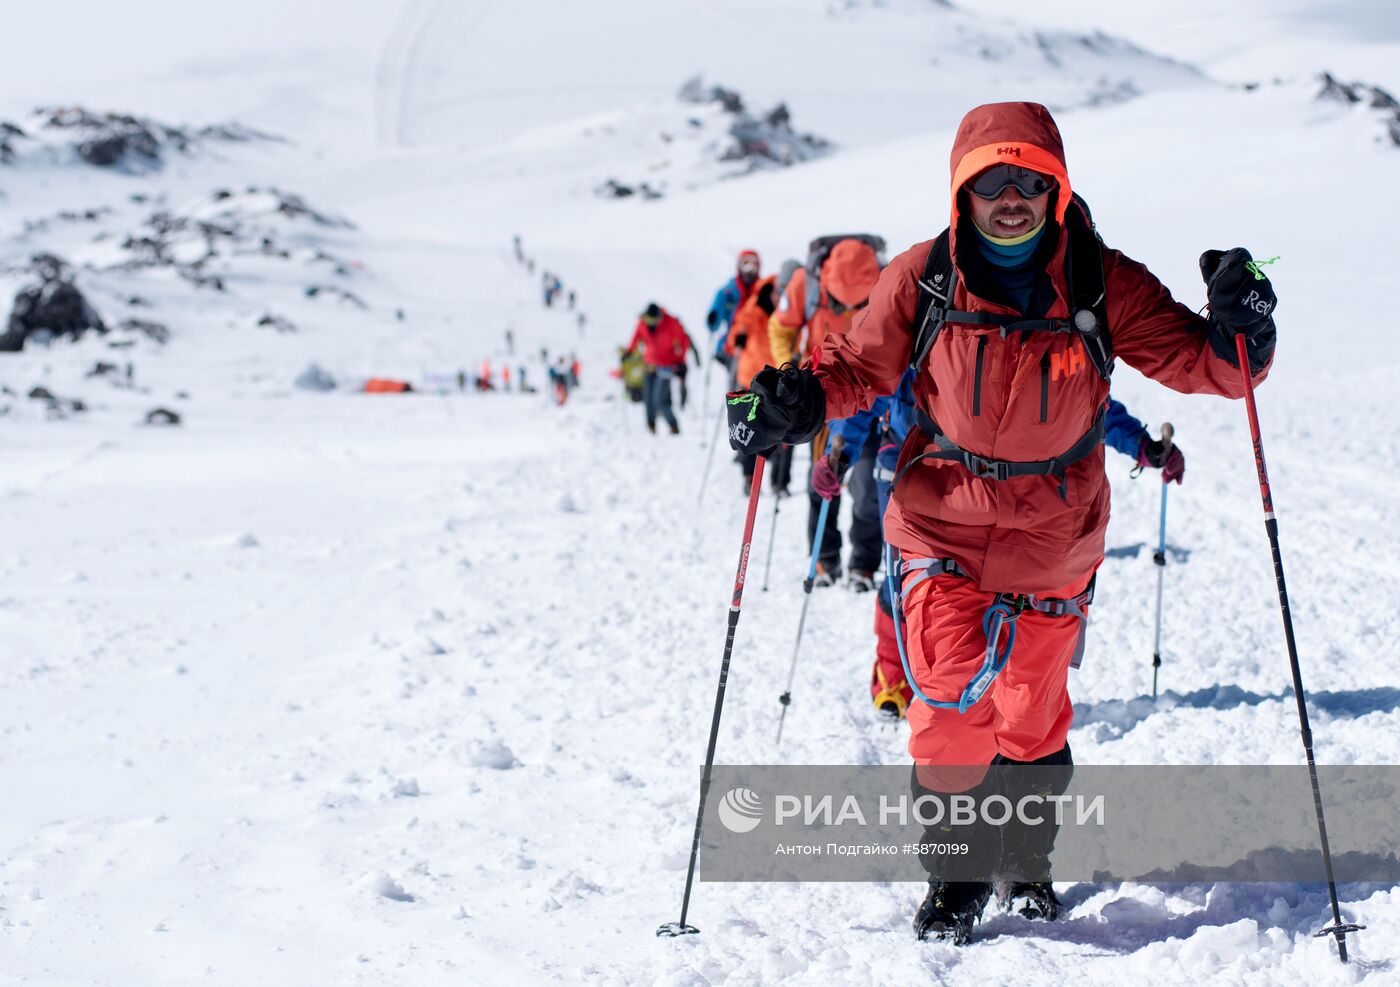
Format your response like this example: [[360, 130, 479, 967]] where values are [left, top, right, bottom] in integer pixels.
[[822, 239, 882, 307], [948, 102, 1072, 230]]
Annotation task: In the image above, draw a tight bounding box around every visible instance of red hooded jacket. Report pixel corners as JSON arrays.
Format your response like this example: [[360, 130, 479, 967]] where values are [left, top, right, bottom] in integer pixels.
[[627, 309, 691, 369], [812, 102, 1271, 596]]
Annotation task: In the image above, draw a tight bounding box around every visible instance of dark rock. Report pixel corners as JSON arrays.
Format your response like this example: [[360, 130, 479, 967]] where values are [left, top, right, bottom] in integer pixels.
[[145, 407, 181, 426], [18, 106, 278, 174], [25, 385, 85, 416], [106, 185, 358, 291], [302, 285, 366, 308], [0, 121, 26, 162], [1318, 71, 1362, 104], [295, 363, 337, 392], [595, 178, 663, 200], [257, 313, 297, 333], [116, 319, 170, 345], [3, 257, 106, 351], [1317, 72, 1400, 146]]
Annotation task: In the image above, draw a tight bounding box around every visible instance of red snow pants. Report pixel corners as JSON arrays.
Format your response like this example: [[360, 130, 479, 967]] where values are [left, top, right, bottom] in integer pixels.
[[903, 572, 1090, 789], [871, 602, 912, 714]]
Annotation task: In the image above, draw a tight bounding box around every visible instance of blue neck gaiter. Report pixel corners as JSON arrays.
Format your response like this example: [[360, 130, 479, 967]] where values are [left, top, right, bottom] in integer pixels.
[[975, 220, 1046, 312]]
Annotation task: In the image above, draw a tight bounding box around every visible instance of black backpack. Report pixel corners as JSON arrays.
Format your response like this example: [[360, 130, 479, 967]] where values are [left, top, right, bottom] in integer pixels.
[[908, 194, 1112, 381]]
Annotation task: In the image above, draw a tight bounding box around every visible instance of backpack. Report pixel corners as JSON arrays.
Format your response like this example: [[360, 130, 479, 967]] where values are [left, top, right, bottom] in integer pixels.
[[908, 194, 1111, 381], [772, 258, 803, 303], [802, 232, 887, 320]]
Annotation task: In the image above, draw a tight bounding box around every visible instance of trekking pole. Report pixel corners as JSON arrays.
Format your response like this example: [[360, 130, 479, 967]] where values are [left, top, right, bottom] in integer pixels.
[[760, 480, 782, 592], [697, 397, 725, 504], [1150, 423, 1173, 699], [658, 456, 766, 939], [1233, 333, 1363, 963], [775, 495, 832, 746], [701, 343, 714, 415]]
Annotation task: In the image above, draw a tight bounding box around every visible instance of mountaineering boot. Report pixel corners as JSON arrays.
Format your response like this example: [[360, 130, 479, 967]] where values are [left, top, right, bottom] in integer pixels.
[[669, 422, 680, 435], [988, 744, 1072, 923], [871, 664, 910, 719], [913, 881, 991, 944], [847, 569, 876, 593], [647, 423, 656, 434], [993, 878, 1061, 921], [814, 558, 842, 588]]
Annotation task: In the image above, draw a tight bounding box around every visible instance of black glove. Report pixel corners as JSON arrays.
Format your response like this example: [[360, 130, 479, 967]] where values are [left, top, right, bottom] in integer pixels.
[[1200, 248, 1277, 372], [706, 310, 719, 331], [734, 332, 748, 350], [726, 365, 826, 456]]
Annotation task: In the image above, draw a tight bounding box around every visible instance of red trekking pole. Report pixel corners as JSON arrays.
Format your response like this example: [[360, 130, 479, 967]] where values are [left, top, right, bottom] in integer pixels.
[[1234, 334, 1362, 963], [658, 455, 766, 938]]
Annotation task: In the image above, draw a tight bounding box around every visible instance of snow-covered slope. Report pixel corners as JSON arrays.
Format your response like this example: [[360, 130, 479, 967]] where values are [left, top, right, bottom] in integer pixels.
[[379, 0, 1207, 151], [3, 2, 1400, 985]]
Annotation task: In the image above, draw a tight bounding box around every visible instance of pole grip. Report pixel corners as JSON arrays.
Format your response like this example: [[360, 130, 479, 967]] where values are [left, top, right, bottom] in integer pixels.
[[729, 457, 766, 608], [1235, 334, 1273, 517]]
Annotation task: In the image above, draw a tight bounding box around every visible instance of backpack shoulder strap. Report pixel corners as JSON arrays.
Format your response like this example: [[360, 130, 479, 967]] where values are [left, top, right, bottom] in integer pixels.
[[908, 209, 1113, 380], [1065, 193, 1113, 381], [804, 260, 822, 322], [909, 230, 956, 373]]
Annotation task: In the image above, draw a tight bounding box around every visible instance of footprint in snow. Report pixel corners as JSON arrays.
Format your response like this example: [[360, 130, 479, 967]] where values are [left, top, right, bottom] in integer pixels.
[[362, 871, 415, 902]]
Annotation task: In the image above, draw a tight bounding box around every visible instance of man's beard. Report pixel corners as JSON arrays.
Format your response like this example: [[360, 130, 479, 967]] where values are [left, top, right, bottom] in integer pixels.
[[989, 205, 1035, 233]]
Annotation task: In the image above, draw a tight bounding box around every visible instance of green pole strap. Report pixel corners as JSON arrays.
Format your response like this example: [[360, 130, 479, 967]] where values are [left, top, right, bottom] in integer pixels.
[[727, 392, 760, 421], [1244, 255, 1281, 280]]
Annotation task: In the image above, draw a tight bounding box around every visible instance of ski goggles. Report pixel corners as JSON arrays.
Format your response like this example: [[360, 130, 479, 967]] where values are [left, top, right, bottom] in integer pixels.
[[830, 298, 869, 316], [967, 164, 1057, 200]]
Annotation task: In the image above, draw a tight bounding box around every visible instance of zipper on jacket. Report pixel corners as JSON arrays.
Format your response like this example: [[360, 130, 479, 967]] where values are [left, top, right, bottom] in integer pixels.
[[1039, 354, 1050, 423], [972, 335, 987, 417]]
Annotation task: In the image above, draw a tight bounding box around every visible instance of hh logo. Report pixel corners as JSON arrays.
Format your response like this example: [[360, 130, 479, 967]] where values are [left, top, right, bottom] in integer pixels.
[[1049, 343, 1087, 381], [997, 146, 1021, 157], [730, 421, 754, 447]]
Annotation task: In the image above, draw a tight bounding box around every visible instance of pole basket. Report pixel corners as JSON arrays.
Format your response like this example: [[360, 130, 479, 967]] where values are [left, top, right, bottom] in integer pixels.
[[657, 922, 701, 938]]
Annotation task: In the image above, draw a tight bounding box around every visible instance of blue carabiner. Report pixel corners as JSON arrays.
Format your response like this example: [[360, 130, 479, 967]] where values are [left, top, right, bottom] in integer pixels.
[[887, 548, 1019, 714], [958, 601, 1017, 712]]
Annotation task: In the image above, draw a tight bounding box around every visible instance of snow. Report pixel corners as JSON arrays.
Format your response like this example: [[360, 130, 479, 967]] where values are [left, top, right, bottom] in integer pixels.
[[3, 1, 1400, 984]]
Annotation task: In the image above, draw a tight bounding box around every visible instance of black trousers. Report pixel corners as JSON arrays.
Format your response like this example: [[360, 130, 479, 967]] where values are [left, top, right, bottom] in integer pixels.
[[741, 443, 793, 490], [807, 432, 882, 571]]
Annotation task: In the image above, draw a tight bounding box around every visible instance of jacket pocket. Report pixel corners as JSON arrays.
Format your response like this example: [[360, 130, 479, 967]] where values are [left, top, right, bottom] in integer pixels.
[[1039, 353, 1050, 423], [971, 335, 987, 417]]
